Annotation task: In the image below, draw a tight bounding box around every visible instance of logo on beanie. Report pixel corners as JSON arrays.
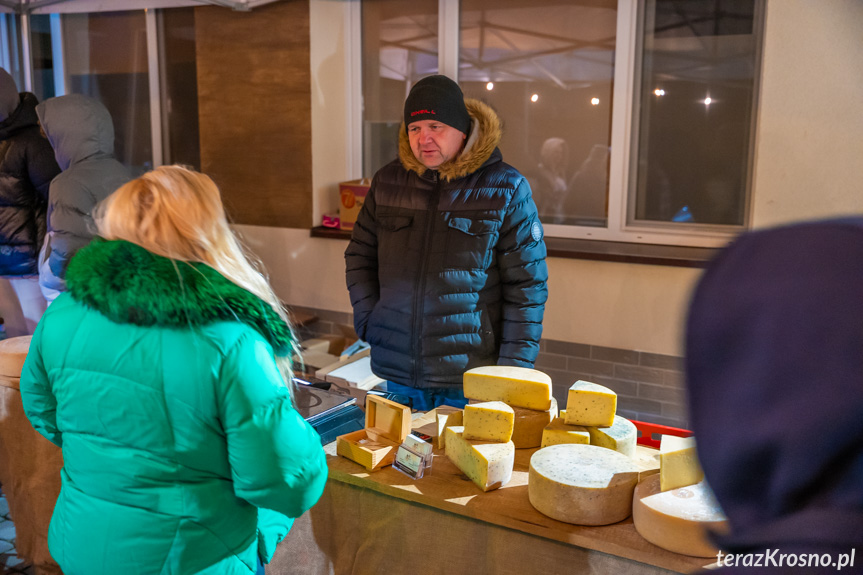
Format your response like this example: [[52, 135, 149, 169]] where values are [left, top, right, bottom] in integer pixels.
[[411, 109, 436, 116]]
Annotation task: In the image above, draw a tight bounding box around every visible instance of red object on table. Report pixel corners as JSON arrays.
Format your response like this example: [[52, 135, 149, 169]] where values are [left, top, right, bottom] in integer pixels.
[[631, 419, 692, 449]]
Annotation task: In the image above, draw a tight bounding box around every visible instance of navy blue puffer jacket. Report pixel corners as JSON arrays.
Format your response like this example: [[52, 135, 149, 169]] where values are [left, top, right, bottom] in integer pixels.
[[345, 99, 548, 389]]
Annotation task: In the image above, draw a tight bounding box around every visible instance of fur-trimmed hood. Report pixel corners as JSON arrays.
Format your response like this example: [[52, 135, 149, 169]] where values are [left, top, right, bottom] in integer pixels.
[[65, 238, 296, 358], [398, 98, 502, 182]]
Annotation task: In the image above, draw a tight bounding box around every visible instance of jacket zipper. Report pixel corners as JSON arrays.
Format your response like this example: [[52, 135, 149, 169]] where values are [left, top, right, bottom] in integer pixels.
[[412, 171, 440, 387]]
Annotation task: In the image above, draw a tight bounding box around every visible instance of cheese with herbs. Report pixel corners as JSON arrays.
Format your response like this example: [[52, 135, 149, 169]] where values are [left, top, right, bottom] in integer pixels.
[[528, 444, 639, 525], [633, 474, 728, 557], [510, 398, 558, 449], [660, 435, 704, 492], [463, 366, 552, 410], [445, 426, 514, 492], [463, 401, 515, 442], [587, 415, 637, 458], [564, 380, 617, 427], [540, 417, 590, 448]]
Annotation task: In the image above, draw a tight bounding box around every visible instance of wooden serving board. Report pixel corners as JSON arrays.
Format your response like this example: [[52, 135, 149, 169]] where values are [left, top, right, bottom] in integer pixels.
[[324, 412, 712, 574]]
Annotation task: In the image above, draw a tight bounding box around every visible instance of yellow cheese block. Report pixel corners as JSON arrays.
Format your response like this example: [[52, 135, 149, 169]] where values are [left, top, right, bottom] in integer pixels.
[[660, 435, 704, 492], [464, 401, 515, 442], [564, 380, 616, 427], [0, 336, 32, 378], [510, 397, 558, 449], [540, 417, 590, 448], [435, 407, 463, 449], [633, 474, 728, 557], [558, 408, 566, 419], [528, 444, 640, 525], [463, 366, 552, 410], [445, 426, 515, 492], [587, 415, 637, 458]]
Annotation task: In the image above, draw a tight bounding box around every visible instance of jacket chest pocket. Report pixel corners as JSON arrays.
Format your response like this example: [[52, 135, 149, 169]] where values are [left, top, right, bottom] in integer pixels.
[[444, 216, 501, 270], [378, 215, 414, 263]]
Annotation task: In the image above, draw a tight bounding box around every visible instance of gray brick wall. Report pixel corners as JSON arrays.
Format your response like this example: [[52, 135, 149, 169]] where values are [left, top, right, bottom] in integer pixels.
[[290, 305, 690, 430]]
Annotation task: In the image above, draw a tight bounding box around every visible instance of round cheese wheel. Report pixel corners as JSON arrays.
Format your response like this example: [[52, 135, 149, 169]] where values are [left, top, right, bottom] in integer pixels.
[[632, 473, 728, 557], [528, 444, 640, 525], [0, 335, 32, 378]]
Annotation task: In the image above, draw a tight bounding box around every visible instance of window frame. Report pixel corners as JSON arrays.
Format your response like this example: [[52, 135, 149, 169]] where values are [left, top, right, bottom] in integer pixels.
[[352, 0, 765, 248]]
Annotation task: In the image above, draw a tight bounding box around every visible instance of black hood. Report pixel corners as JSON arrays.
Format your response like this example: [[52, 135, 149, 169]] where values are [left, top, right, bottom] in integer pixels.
[[0, 92, 40, 140], [686, 218, 863, 555]]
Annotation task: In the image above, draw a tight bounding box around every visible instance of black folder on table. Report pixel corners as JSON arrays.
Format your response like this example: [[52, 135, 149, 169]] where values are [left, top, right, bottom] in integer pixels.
[[293, 382, 365, 445]]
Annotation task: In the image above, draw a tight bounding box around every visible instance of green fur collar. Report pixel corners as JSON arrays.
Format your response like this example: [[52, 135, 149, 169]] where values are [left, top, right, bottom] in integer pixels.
[[65, 239, 295, 357]]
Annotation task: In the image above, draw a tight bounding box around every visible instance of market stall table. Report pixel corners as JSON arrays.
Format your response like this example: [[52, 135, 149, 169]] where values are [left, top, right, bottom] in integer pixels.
[[269, 413, 714, 575]]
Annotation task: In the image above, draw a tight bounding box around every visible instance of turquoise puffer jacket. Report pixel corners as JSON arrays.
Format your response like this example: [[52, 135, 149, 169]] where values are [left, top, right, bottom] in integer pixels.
[[20, 239, 328, 575]]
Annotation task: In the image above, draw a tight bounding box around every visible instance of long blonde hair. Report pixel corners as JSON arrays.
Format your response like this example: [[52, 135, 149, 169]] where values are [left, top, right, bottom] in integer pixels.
[[93, 164, 298, 394]]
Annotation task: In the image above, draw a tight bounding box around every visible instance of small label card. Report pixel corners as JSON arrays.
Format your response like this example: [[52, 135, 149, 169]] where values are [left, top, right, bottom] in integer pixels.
[[393, 434, 435, 479]]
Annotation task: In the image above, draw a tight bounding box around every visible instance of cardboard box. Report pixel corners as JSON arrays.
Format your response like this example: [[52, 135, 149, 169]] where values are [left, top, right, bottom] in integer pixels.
[[336, 394, 411, 471], [338, 179, 371, 231]]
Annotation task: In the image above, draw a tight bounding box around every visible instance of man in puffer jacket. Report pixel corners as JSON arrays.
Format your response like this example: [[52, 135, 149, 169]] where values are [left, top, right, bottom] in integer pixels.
[[35, 94, 131, 302], [345, 75, 548, 410], [0, 68, 60, 333]]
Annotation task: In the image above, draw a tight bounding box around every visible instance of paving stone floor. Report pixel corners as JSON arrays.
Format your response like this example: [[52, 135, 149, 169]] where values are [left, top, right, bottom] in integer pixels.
[[0, 490, 34, 575]]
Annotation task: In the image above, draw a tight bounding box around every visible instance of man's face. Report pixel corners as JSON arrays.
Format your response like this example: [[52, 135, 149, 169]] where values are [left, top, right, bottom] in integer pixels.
[[408, 120, 467, 170]]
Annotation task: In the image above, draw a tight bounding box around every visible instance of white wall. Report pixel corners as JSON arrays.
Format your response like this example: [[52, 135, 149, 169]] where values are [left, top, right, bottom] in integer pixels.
[[227, 0, 863, 358]]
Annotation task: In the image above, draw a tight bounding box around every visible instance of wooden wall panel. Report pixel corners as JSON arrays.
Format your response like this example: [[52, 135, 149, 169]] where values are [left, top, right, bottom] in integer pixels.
[[195, 1, 312, 228]]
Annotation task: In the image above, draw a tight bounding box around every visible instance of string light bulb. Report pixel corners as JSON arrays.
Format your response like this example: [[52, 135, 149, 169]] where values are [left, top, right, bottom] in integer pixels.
[[531, 93, 539, 103]]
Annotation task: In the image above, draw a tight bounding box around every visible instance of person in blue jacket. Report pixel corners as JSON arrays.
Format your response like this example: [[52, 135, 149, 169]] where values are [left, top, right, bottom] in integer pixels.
[[685, 218, 863, 573], [345, 75, 548, 410]]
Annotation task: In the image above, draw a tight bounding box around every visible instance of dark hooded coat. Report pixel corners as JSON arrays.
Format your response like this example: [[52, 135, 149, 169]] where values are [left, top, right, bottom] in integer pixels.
[[0, 90, 61, 276], [345, 98, 548, 389], [35, 94, 131, 294], [686, 218, 863, 573]]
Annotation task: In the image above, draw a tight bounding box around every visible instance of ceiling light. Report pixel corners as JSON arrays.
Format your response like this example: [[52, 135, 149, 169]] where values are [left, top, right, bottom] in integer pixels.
[[486, 82, 494, 91], [531, 93, 539, 103], [654, 88, 665, 96], [590, 97, 600, 106]]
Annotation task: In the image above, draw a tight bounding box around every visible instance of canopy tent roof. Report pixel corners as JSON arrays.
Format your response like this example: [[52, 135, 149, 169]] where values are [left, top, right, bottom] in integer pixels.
[[0, 0, 280, 13]]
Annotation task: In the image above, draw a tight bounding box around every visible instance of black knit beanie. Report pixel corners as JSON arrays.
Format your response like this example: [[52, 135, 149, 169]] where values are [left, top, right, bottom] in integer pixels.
[[404, 75, 471, 135]]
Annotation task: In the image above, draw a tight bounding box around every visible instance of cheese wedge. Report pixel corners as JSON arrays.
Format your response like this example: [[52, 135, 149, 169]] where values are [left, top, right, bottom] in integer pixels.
[[564, 380, 616, 427], [633, 474, 728, 557], [463, 366, 552, 410], [435, 407, 463, 449], [660, 435, 704, 492], [529, 444, 640, 525], [540, 417, 590, 448], [445, 426, 514, 492], [587, 415, 637, 458], [510, 397, 558, 449], [464, 401, 515, 442]]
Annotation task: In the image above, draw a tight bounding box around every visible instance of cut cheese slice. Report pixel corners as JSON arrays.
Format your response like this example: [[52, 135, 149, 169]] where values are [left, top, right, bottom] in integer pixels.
[[510, 397, 558, 449], [528, 444, 639, 525], [463, 366, 552, 410], [660, 435, 704, 492], [445, 426, 514, 492], [464, 401, 514, 442], [564, 380, 616, 427], [540, 417, 590, 448], [0, 335, 31, 378], [633, 474, 728, 557], [587, 415, 637, 458], [435, 407, 463, 449]]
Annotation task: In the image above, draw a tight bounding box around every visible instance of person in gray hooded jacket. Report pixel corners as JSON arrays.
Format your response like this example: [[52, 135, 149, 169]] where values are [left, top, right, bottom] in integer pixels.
[[35, 94, 131, 302]]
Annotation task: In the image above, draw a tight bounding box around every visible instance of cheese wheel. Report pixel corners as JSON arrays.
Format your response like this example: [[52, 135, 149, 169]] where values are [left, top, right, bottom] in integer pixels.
[[445, 426, 514, 492], [0, 336, 32, 378], [564, 380, 616, 427], [463, 366, 552, 410], [529, 444, 639, 525], [587, 415, 637, 458], [464, 401, 514, 442], [660, 435, 704, 492], [633, 474, 728, 557], [510, 397, 558, 449], [540, 417, 590, 448]]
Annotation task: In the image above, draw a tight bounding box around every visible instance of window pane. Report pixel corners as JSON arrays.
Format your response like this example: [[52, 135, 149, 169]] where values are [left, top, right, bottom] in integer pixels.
[[29, 15, 56, 101], [159, 8, 200, 170], [632, 0, 761, 226], [62, 11, 151, 175], [460, 0, 617, 227], [362, 0, 438, 176], [0, 14, 25, 88]]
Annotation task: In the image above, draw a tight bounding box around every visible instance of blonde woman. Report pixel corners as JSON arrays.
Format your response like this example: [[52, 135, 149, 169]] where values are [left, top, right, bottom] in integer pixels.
[[20, 165, 327, 575]]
